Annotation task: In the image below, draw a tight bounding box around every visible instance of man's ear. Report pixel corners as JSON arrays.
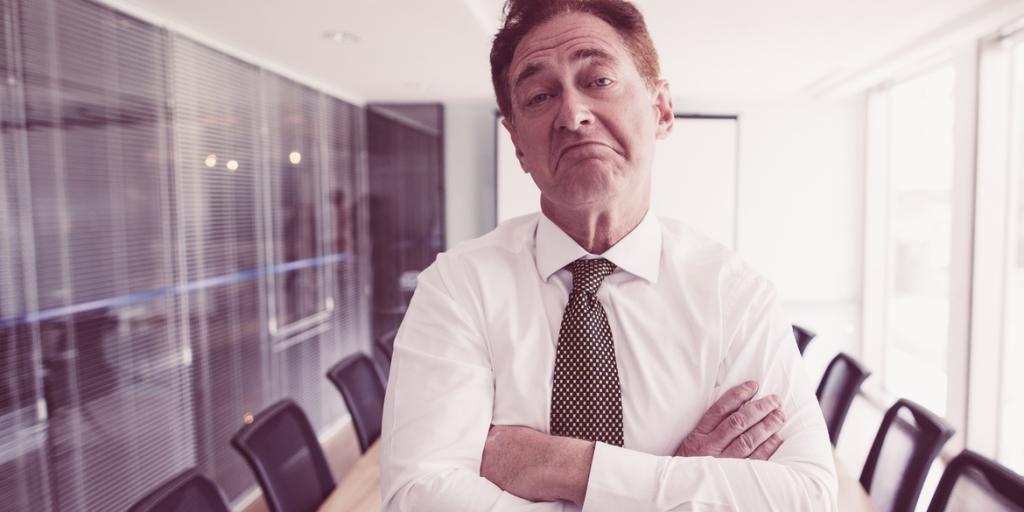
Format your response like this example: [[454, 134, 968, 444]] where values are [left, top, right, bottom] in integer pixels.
[[653, 79, 674, 140], [500, 116, 530, 174]]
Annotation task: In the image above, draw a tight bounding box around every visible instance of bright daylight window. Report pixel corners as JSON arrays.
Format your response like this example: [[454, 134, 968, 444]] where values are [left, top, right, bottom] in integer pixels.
[[882, 65, 956, 416], [999, 39, 1024, 474]]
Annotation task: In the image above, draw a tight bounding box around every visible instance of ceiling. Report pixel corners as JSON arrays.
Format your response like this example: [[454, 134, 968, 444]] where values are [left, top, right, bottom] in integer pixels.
[[114, 0, 1009, 105]]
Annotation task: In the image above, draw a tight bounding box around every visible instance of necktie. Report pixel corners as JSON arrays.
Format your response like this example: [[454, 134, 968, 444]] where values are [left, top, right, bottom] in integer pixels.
[[550, 258, 624, 446]]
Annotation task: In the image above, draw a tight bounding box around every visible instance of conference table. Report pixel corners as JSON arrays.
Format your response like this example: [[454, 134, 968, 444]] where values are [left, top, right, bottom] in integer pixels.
[[835, 454, 875, 512], [318, 442, 874, 511], [319, 441, 383, 512]]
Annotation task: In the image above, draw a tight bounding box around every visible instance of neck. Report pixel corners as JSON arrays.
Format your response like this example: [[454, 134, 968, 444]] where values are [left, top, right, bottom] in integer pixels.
[[541, 198, 649, 254]]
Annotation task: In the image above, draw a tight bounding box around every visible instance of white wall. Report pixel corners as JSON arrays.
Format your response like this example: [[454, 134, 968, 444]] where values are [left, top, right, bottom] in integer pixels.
[[651, 117, 738, 248], [733, 98, 865, 303], [722, 97, 867, 378], [444, 101, 498, 247]]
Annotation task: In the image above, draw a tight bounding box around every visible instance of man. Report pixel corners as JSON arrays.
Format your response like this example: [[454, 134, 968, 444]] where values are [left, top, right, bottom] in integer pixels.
[[380, 0, 837, 510]]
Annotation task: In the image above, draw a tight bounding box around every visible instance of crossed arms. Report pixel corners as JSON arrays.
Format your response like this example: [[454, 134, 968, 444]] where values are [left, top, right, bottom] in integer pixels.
[[379, 257, 837, 511]]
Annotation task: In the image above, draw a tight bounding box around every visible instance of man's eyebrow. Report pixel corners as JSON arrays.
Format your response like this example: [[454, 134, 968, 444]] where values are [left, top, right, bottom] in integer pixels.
[[511, 48, 616, 91], [571, 47, 614, 63], [513, 62, 545, 90]]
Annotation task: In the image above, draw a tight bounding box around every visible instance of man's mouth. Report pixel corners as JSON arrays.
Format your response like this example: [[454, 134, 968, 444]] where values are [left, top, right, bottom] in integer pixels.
[[559, 141, 607, 157], [556, 141, 613, 169]]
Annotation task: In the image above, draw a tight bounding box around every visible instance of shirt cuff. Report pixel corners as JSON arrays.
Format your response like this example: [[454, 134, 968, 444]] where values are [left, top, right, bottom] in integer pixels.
[[581, 442, 666, 512]]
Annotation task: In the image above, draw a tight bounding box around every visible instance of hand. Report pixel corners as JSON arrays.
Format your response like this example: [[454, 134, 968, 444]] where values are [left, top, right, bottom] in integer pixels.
[[676, 380, 786, 460], [480, 425, 594, 505]]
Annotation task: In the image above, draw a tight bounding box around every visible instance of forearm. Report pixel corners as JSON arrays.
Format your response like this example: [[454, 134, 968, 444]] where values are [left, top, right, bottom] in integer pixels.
[[541, 436, 595, 506], [383, 468, 559, 512], [583, 442, 836, 512], [579, 391, 836, 512]]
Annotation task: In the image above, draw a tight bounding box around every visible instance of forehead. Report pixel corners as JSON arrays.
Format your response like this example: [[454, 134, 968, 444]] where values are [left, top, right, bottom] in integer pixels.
[[509, 12, 630, 77]]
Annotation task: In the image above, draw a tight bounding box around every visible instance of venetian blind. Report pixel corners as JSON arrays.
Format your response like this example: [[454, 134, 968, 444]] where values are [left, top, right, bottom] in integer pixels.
[[0, 0, 372, 508], [13, 0, 194, 510], [170, 34, 268, 500]]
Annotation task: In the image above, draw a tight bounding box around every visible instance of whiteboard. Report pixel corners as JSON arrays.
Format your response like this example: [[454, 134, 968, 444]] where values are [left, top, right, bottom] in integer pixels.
[[496, 115, 738, 248]]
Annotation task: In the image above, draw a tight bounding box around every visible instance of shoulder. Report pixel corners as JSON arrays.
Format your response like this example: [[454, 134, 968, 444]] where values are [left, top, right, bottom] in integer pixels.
[[420, 213, 539, 289], [443, 213, 538, 260]]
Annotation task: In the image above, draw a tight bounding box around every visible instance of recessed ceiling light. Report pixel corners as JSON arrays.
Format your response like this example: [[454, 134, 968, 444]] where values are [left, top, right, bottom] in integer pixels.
[[323, 30, 360, 45]]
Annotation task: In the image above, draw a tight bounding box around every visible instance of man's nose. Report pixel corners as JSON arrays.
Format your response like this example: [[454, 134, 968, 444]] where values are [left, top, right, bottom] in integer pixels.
[[555, 89, 593, 132]]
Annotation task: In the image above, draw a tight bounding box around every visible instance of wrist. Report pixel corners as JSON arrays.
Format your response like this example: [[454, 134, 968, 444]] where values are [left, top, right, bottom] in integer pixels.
[[545, 436, 595, 506]]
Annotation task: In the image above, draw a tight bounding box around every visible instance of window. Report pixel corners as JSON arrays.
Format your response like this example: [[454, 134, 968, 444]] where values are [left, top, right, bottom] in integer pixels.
[[867, 66, 957, 416], [263, 74, 330, 336], [10, 2, 192, 510], [998, 37, 1024, 474], [171, 34, 269, 498], [886, 66, 956, 415], [970, 24, 1024, 474]]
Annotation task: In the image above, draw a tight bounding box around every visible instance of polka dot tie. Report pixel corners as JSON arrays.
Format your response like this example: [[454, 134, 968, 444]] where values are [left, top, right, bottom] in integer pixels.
[[550, 258, 624, 446]]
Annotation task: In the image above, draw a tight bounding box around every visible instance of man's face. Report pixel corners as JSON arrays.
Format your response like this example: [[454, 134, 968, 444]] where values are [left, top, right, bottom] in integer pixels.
[[502, 12, 673, 212]]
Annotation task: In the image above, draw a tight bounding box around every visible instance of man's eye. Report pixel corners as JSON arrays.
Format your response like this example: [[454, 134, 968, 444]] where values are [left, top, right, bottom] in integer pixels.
[[527, 93, 551, 106], [591, 77, 614, 87]]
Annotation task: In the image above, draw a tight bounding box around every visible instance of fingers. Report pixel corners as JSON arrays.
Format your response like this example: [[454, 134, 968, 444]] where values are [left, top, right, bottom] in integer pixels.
[[706, 394, 781, 453], [749, 433, 785, 460], [692, 380, 760, 435], [710, 394, 780, 440], [720, 407, 786, 458]]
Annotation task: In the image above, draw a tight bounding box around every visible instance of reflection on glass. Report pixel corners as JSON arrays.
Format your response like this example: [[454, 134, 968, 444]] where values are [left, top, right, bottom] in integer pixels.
[[999, 41, 1024, 474], [268, 78, 325, 329], [884, 65, 955, 415]]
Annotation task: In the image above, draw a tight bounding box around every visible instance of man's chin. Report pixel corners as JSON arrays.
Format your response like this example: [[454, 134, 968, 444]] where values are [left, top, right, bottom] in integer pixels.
[[556, 153, 617, 174], [553, 158, 620, 184]]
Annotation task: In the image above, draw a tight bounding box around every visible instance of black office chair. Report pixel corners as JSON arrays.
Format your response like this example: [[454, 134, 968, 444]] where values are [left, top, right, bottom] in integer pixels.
[[815, 352, 871, 446], [327, 353, 387, 453], [792, 324, 816, 355], [860, 398, 955, 512], [927, 450, 1024, 512], [231, 400, 335, 512], [128, 468, 230, 512]]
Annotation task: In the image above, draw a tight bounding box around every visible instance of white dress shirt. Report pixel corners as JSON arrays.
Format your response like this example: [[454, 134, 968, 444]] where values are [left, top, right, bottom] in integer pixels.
[[380, 210, 838, 511]]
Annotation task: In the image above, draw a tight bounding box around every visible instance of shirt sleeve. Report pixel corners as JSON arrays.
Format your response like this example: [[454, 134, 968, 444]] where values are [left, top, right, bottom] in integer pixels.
[[379, 253, 562, 512], [582, 272, 838, 512]]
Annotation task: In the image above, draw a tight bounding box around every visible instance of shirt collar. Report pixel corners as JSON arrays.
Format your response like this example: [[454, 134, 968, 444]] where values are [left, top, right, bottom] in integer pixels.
[[535, 209, 662, 284]]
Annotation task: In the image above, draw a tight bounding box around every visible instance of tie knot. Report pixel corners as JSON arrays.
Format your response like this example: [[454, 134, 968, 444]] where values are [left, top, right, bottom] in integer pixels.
[[569, 258, 616, 295]]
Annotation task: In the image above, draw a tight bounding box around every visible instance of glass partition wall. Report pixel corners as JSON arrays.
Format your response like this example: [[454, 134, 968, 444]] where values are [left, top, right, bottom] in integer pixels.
[[0, 0, 375, 508]]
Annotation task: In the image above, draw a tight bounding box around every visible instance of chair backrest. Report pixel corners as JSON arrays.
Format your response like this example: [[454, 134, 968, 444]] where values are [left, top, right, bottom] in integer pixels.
[[327, 353, 386, 453], [128, 468, 230, 512], [927, 450, 1024, 512], [792, 324, 816, 355], [860, 398, 955, 512], [231, 400, 335, 512], [816, 352, 871, 446]]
